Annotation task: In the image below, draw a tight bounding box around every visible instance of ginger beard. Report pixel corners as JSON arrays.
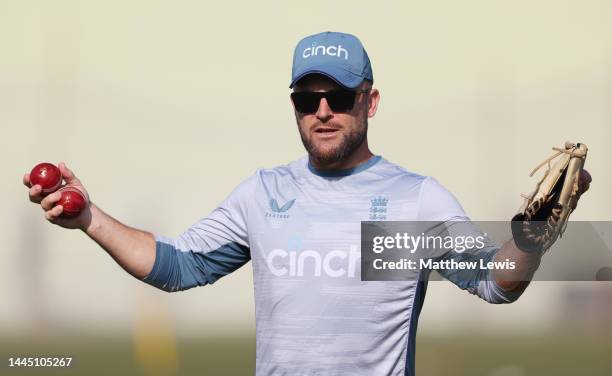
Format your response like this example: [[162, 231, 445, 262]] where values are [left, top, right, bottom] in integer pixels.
[[296, 102, 369, 167]]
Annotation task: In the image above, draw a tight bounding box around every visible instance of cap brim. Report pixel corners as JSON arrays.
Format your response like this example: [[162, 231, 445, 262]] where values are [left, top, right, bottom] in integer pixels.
[[290, 66, 364, 89]]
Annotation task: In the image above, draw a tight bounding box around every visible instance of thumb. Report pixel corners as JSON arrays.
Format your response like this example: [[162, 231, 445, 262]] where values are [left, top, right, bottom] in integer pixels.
[[58, 162, 81, 185]]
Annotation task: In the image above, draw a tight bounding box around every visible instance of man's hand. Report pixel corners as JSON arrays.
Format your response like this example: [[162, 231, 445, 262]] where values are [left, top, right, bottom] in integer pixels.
[[575, 169, 592, 206], [24, 162, 92, 231], [512, 142, 589, 254], [497, 166, 592, 294], [24, 161, 156, 279]]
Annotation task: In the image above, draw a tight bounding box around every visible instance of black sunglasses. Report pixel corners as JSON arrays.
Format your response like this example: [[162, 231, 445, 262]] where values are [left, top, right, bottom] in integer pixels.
[[291, 89, 370, 114]]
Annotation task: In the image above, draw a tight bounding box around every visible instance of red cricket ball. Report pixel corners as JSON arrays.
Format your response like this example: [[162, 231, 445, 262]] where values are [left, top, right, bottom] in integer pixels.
[[56, 187, 87, 218], [30, 163, 62, 194]]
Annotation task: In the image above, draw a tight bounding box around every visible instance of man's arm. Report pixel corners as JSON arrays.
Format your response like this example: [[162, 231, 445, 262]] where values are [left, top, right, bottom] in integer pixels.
[[416, 178, 532, 304], [24, 163, 157, 279], [427, 223, 524, 304], [25, 162, 255, 291], [493, 169, 592, 294], [492, 239, 541, 294], [85, 203, 156, 279]]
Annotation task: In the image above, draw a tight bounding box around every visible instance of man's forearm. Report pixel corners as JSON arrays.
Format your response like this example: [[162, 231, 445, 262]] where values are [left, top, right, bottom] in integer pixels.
[[492, 239, 542, 293], [83, 203, 156, 279]]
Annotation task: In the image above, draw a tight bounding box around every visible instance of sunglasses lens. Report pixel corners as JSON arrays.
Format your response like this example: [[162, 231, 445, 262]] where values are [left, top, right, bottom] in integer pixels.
[[291, 90, 357, 114], [291, 92, 320, 113], [326, 90, 356, 112]]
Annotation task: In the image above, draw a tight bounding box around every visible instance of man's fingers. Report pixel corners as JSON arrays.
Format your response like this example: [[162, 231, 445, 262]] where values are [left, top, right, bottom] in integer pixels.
[[45, 205, 63, 222], [59, 162, 80, 185], [25, 173, 45, 204], [578, 169, 592, 195], [582, 169, 592, 184], [29, 184, 43, 204], [23, 173, 32, 188], [41, 191, 62, 211]]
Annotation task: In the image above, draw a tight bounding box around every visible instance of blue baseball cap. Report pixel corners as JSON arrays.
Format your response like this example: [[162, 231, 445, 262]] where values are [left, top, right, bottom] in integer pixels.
[[290, 31, 374, 89]]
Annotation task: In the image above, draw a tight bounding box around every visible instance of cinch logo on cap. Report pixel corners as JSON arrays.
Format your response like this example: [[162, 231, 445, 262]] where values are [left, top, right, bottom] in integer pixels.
[[290, 31, 374, 89], [302, 44, 349, 60]]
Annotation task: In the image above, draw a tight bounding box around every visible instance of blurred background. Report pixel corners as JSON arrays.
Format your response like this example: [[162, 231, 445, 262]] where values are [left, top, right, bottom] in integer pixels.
[[1, 0, 611, 375]]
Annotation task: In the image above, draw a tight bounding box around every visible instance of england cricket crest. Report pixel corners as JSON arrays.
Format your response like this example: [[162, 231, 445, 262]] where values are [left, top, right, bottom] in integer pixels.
[[369, 196, 388, 221]]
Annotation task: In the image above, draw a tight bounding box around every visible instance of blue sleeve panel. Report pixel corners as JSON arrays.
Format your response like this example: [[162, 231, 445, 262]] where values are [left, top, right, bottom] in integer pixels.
[[437, 246, 523, 304], [141, 241, 251, 292], [435, 245, 499, 292]]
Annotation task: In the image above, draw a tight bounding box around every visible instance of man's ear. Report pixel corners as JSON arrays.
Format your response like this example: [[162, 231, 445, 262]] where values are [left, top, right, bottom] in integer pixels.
[[367, 88, 380, 118]]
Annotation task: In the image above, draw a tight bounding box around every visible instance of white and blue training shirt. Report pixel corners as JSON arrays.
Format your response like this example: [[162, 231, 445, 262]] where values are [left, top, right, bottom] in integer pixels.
[[143, 155, 519, 376]]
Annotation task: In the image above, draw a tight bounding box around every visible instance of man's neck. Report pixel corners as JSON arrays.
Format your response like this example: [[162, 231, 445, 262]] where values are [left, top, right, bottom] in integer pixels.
[[309, 144, 374, 172]]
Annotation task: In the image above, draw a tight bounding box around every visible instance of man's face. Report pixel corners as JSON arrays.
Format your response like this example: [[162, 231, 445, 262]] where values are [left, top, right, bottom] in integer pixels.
[[291, 75, 378, 167]]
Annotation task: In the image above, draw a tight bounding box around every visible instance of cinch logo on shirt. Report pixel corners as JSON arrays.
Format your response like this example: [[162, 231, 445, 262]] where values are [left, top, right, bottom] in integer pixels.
[[265, 246, 361, 278], [302, 44, 349, 60]]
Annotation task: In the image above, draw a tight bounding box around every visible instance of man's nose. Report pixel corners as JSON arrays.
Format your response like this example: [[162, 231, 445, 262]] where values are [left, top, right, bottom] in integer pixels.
[[315, 98, 333, 121]]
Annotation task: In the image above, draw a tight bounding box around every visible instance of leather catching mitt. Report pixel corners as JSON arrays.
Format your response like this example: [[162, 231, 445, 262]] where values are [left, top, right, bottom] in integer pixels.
[[511, 142, 588, 254]]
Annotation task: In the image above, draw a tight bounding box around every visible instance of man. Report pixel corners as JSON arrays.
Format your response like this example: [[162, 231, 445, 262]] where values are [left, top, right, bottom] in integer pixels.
[[25, 31, 590, 375]]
